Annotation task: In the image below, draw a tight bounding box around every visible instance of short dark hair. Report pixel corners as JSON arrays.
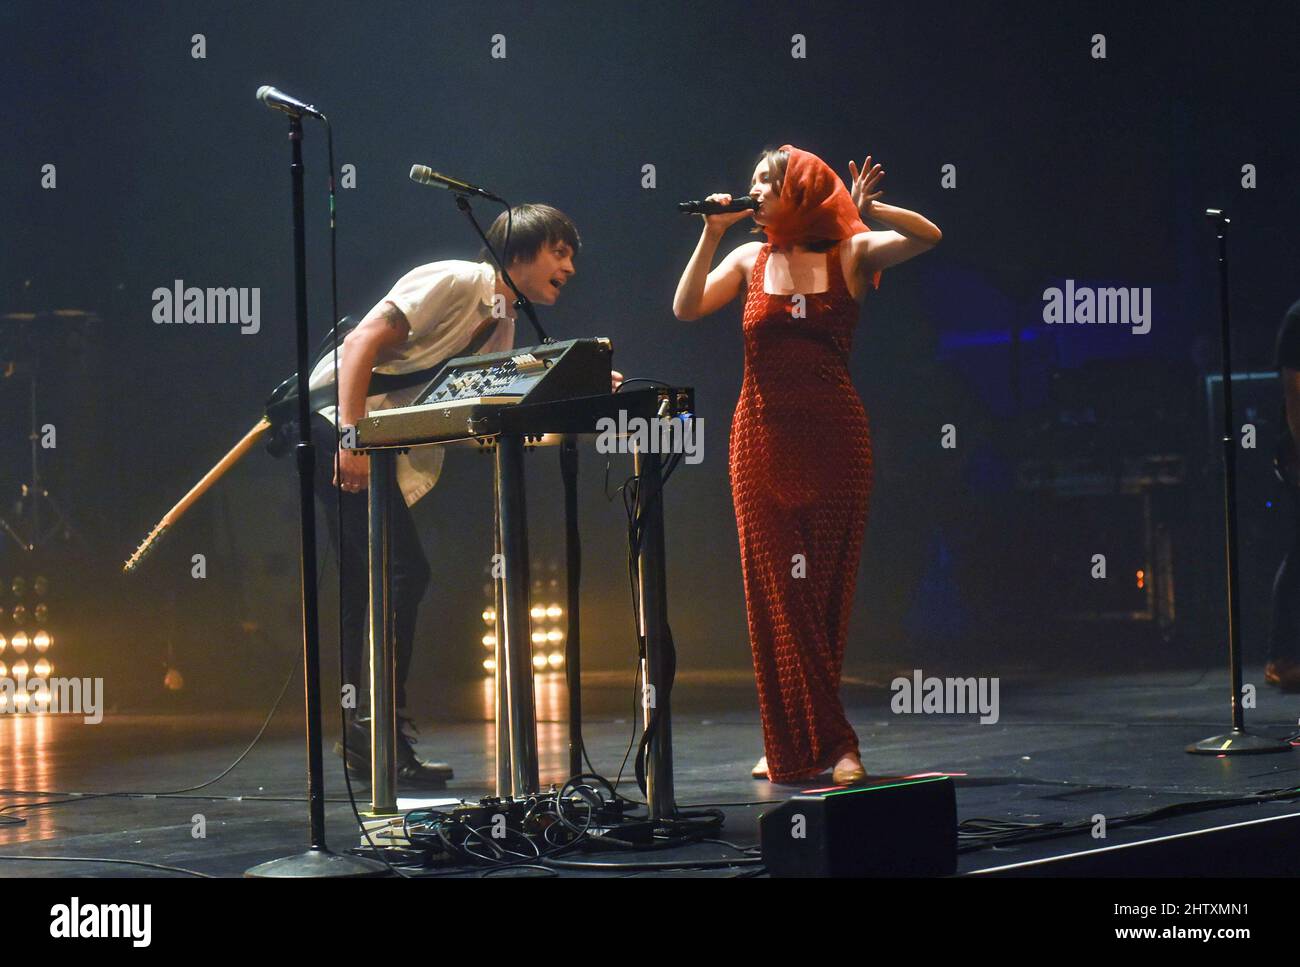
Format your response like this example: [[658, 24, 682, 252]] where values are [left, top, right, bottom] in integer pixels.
[[479, 203, 580, 266]]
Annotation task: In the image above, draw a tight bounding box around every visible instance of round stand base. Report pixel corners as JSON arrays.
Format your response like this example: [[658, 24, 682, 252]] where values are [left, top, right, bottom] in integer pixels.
[[1186, 729, 1294, 755], [245, 847, 388, 878]]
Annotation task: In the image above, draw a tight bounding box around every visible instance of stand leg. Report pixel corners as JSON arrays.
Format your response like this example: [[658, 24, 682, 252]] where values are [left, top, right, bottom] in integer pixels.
[[495, 435, 539, 796], [492, 462, 512, 797], [561, 435, 583, 780], [634, 447, 676, 820], [367, 449, 398, 812]]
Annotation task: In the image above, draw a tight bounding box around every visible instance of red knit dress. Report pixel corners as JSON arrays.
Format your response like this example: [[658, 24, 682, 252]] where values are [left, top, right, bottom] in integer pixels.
[[730, 241, 872, 782]]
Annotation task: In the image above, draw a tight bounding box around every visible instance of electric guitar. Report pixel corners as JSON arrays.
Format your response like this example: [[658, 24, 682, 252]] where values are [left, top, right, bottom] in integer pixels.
[[123, 318, 498, 573]]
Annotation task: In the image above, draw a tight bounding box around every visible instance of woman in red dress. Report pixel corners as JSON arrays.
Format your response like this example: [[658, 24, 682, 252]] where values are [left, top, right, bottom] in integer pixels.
[[673, 145, 941, 784]]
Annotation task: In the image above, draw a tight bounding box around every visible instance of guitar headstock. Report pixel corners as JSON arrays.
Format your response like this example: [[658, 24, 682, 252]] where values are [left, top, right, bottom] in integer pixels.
[[122, 523, 168, 574]]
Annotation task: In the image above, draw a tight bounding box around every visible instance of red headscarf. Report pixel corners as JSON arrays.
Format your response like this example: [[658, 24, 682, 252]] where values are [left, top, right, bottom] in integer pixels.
[[762, 144, 871, 248]]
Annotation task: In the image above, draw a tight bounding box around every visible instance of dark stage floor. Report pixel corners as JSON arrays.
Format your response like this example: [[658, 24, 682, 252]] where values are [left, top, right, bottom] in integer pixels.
[[1, 665, 1298, 877]]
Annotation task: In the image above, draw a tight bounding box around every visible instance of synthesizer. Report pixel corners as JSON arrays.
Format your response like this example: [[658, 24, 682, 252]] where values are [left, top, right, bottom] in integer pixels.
[[356, 337, 615, 448]]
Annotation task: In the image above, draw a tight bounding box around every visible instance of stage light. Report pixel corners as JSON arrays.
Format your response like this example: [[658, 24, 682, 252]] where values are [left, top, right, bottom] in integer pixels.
[[0, 634, 6, 652], [547, 652, 563, 668], [11, 632, 28, 654], [546, 629, 563, 642], [530, 605, 544, 619], [1136, 569, 1145, 589], [11, 605, 26, 625], [34, 603, 47, 622], [10, 577, 25, 597], [546, 604, 562, 618], [0, 662, 7, 677], [532, 654, 547, 670], [33, 576, 47, 596], [482, 633, 497, 647], [481, 608, 495, 623], [531, 631, 545, 644], [12, 691, 29, 711], [13, 660, 28, 677], [33, 658, 51, 677], [483, 658, 496, 673], [33, 631, 50, 652]]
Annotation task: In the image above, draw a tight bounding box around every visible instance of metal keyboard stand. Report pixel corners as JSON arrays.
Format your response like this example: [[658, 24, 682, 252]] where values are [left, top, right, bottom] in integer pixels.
[[633, 445, 676, 822], [493, 433, 541, 796], [360, 387, 690, 814], [364, 435, 543, 813], [366, 449, 399, 815]]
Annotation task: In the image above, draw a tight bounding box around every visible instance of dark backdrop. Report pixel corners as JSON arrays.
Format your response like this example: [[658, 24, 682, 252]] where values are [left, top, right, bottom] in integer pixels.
[[2, 0, 1297, 712]]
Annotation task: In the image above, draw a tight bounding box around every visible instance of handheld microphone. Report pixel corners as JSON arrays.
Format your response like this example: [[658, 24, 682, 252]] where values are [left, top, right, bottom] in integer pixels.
[[255, 85, 325, 120], [677, 196, 759, 215], [409, 165, 506, 202]]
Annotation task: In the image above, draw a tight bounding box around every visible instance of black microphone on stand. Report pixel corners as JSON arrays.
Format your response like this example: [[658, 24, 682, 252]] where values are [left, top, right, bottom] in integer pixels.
[[409, 165, 506, 202], [255, 85, 326, 121], [408, 165, 547, 343], [677, 196, 759, 214]]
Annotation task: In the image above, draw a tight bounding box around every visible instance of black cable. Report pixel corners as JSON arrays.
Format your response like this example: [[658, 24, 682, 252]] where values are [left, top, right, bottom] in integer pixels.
[[0, 855, 213, 877], [542, 856, 763, 872], [480, 864, 557, 878], [619, 436, 681, 797], [613, 377, 671, 393], [0, 640, 301, 824], [957, 785, 1300, 853], [601, 389, 695, 803]]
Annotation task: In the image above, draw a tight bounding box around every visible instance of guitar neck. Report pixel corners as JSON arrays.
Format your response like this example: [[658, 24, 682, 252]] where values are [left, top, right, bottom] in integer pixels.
[[122, 418, 271, 573]]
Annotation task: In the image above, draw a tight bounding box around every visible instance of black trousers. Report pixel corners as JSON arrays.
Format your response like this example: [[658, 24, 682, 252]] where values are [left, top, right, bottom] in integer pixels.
[[1268, 484, 1300, 664], [311, 414, 431, 712]]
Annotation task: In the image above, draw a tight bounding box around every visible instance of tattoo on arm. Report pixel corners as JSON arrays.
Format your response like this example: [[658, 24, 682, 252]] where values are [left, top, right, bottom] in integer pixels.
[[379, 302, 409, 333]]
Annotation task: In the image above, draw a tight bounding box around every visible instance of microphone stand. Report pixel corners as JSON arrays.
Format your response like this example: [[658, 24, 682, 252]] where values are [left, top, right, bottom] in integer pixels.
[[246, 115, 387, 876], [453, 194, 550, 345], [449, 190, 585, 788], [1187, 208, 1290, 755]]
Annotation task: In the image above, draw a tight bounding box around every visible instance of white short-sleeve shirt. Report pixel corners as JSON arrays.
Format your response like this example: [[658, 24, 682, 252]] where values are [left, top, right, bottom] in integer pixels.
[[308, 260, 515, 506]]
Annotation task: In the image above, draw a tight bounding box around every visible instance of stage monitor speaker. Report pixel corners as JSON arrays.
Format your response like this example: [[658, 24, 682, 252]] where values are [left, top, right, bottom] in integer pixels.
[[759, 775, 957, 877]]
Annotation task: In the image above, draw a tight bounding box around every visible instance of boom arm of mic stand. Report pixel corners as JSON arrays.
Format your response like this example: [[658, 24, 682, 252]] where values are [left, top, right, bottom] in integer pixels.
[[453, 194, 550, 345]]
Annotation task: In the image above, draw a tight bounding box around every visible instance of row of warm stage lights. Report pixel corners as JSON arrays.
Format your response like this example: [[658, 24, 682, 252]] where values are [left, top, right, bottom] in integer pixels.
[[2, 575, 56, 710], [6, 575, 54, 666], [0, 657, 53, 677], [0, 630, 53, 655], [0, 664, 58, 711], [480, 604, 566, 674]]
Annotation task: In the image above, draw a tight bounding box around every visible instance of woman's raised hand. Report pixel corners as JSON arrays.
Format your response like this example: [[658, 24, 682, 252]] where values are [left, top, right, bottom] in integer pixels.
[[848, 157, 885, 219]]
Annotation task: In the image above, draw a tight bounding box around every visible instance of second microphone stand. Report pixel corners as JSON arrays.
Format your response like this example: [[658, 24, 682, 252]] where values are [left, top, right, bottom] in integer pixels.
[[1187, 208, 1290, 756]]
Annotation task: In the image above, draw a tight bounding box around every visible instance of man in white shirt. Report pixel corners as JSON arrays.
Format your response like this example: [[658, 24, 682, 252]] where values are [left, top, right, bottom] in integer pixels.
[[310, 204, 580, 786]]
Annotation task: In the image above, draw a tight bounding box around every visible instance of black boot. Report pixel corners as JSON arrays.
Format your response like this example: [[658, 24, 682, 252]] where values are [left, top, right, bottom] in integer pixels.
[[334, 713, 454, 788]]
